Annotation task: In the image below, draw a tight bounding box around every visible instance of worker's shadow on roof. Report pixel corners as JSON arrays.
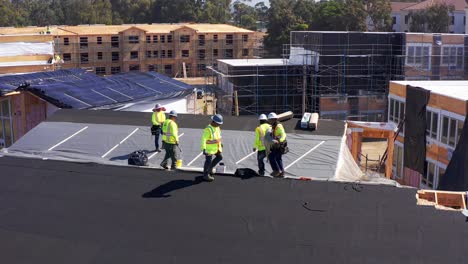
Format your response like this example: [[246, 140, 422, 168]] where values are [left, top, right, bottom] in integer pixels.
[[142, 176, 204, 198]]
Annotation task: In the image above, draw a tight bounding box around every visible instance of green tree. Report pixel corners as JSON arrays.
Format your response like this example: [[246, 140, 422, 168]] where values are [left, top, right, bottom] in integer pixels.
[[198, 0, 232, 23], [233, 0, 257, 30], [0, 0, 16, 26], [409, 3, 454, 33], [365, 0, 392, 31]]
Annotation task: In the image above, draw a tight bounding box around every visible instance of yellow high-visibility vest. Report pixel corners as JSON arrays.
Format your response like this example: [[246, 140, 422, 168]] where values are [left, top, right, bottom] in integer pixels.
[[152, 111, 166, 126], [201, 124, 222, 155], [254, 123, 271, 151], [273, 123, 286, 143], [162, 119, 179, 144]]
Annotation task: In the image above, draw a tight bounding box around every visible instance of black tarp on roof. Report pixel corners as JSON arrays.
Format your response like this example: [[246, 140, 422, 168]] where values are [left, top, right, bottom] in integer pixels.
[[439, 105, 468, 191], [0, 155, 467, 264], [0, 69, 193, 109]]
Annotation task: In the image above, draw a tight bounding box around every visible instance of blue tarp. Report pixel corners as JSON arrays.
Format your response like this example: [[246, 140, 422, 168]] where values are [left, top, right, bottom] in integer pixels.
[[0, 69, 193, 109]]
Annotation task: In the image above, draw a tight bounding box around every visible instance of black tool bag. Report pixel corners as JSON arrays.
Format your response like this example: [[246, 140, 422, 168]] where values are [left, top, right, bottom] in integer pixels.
[[128, 150, 149, 166], [280, 141, 289, 155], [150, 125, 160, 135]]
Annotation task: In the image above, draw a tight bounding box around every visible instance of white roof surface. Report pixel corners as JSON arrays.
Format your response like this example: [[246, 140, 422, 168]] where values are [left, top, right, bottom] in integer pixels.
[[392, 80, 468, 101], [217, 58, 297, 67]]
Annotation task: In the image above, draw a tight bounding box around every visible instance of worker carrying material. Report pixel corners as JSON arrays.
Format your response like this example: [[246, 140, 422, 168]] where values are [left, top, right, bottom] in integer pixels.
[[267, 112, 288, 177], [201, 114, 224, 182], [151, 103, 166, 152], [160, 110, 179, 170], [253, 114, 271, 176]]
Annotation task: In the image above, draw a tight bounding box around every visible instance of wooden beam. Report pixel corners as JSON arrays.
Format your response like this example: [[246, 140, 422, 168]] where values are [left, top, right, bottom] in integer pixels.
[[385, 132, 395, 179]]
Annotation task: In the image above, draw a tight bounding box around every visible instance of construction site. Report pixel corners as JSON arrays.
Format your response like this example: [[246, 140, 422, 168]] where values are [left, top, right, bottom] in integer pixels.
[[210, 31, 468, 121]]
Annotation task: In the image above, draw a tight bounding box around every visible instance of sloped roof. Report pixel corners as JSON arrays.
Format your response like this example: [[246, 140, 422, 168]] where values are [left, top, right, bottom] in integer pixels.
[[391, 1, 419, 11], [402, 0, 468, 11], [0, 24, 254, 36], [0, 69, 193, 109]]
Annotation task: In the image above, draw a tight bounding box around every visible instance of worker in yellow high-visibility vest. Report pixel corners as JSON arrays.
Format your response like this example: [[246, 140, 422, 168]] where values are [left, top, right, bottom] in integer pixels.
[[151, 103, 166, 152], [253, 114, 271, 176], [200, 114, 223, 182], [268, 112, 287, 177], [160, 110, 179, 170]]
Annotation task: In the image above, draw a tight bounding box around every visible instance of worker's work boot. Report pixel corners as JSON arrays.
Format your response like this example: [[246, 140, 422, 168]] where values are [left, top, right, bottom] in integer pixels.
[[278, 171, 285, 178], [203, 174, 215, 182], [160, 164, 169, 170], [270, 171, 280, 177], [258, 170, 265, 176]]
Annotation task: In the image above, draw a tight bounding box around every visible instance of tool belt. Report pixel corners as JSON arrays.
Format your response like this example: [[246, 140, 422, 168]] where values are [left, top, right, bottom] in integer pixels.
[[272, 140, 289, 154], [151, 125, 161, 135]]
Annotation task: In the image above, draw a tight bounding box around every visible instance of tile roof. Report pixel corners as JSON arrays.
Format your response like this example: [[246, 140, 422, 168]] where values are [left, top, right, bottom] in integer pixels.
[[391, 1, 419, 11], [0, 24, 254, 36], [402, 0, 468, 11]]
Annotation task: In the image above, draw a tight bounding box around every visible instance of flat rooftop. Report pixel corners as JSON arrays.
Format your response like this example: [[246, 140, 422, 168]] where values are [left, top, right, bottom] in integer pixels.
[[0, 155, 467, 263], [391, 80, 468, 101], [218, 58, 294, 67]]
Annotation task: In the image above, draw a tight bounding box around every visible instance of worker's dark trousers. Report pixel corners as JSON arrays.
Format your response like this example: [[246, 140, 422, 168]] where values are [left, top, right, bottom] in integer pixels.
[[268, 149, 284, 172], [160, 143, 179, 169], [257, 150, 266, 174], [154, 127, 162, 150], [203, 153, 223, 176]]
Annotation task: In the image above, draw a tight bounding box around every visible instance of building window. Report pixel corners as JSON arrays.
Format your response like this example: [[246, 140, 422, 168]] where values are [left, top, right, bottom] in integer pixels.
[[97, 52, 103, 60], [464, 16, 466, 25], [451, 16, 455, 25], [129, 36, 139, 44], [0, 98, 13, 147], [63, 53, 71, 61], [167, 50, 173, 58], [199, 35, 205, 46], [425, 110, 438, 140], [80, 53, 89, 64], [95, 67, 106, 75], [161, 50, 166, 58], [146, 36, 151, 43], [242, 34, 248, 42], [160, 35, 165, 43], [392, 16, 396, 25], [111, 66, 121, 74], [64, 37, 69, 46], [167, 35, 173, 43], [180, 35, 190, 43], [441, 115, 464, 148], [226, 34, 233, 45], [111, 36, 119, 48], [213, 49, 218, 57], [153, 35, 158, 43], [225, 49, 233, 58], [197, 64, 206, 72], [213, 34, 218, 43], [404, 15, 409, 24], [148, 65, 155, 71], [182, 50, 189, 57], [129, 65, 140, 71], [164, 64, 172, 75], [388, 98, 405, 133], [422, 161, 435, 189], [198, 49, 205, 59], [441, 45, 463, 68], [80, 37, 88, 49], [130, 51, 138, 59], [146, 51, 152, 58], [393, 144, 403, 179], [242, 48, 249, 56], [153, 50, 158, 58], [112, 52, 119, 61], [97, 36, 102, 45], [406, 43, 431, 70]]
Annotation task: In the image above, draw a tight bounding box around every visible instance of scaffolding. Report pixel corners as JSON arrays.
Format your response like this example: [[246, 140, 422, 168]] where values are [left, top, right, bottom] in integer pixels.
[[209, 32, 468, 121]]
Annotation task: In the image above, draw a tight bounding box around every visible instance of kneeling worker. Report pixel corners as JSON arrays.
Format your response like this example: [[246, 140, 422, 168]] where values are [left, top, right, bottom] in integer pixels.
[[160, 110, 179, 170], [201, 114, 224, 182], [253, 114, 271, 176]]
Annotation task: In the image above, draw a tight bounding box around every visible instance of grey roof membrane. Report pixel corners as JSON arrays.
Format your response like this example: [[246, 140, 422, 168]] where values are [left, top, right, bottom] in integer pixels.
[[4, 121, 343, 180]]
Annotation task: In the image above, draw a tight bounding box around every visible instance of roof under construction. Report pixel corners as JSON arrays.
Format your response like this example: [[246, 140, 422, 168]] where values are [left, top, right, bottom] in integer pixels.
[[0, 23, 254, 36]]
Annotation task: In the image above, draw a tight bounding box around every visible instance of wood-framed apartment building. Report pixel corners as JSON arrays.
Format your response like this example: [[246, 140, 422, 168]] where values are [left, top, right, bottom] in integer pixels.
[[0, 24, 256, 77]]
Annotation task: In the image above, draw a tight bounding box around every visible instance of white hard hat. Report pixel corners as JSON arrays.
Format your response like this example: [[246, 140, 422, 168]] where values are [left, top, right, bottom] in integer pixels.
[[268, 112, 278, 119], [258, 114, 267, 120]]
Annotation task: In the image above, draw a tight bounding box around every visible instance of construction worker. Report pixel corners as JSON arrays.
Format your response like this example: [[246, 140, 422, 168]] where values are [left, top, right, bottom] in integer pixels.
[[160, 110, 179, 170], [253, 114, 271, 176], [201, 114, 223, 182], [151, 103, 166, 152], [268, 112, 287, 177]]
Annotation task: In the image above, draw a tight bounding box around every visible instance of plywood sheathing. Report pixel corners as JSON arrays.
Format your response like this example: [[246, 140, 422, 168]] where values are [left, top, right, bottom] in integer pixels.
[[417, 190, 467, 211]]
